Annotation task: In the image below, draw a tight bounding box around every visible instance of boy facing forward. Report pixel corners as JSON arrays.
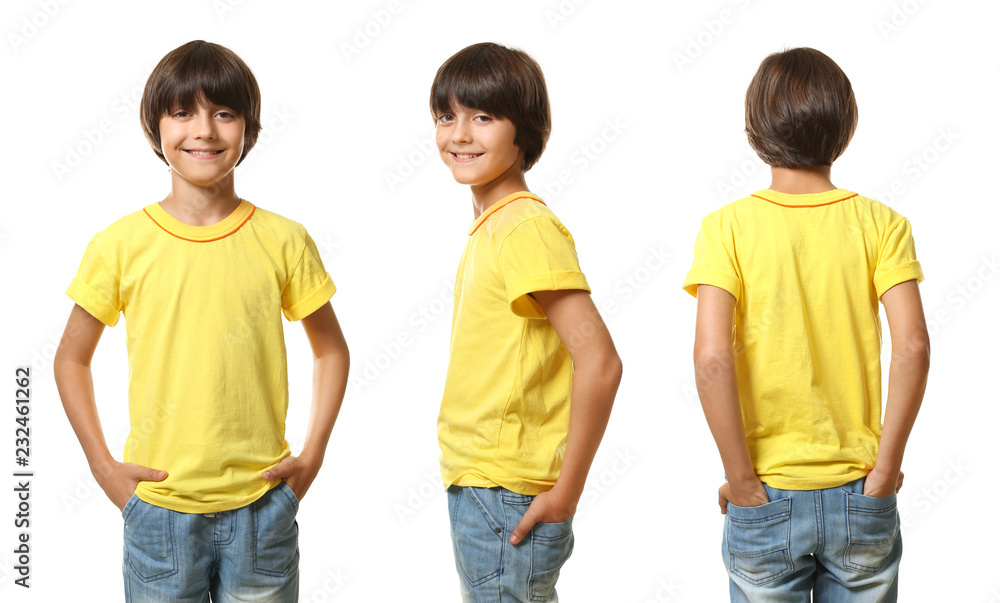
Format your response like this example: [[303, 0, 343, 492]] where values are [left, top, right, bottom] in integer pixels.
[[684, 48, 930, 602], [431, 43, 622, 602], [54, 41, 349, 602]]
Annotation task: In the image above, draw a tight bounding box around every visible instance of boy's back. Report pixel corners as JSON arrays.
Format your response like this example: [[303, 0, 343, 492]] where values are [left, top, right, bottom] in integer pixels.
[[684, 188, 923, 488], [685, 47, 929, 602]]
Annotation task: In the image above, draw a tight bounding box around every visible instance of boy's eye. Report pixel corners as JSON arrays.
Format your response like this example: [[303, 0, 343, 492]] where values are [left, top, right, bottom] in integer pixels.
[[172, 110, 190, 118], [436, 114, 454, 124], [473, 115, 493, 123], [216, 111, 235, 119]]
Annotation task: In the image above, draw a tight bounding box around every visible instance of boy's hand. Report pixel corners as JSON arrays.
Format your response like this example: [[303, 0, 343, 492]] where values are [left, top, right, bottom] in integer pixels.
[[262, 454, 320, 503], [95, 460, 167, 511], [510, 486, 576, 545], [718, 479, 769, 514], [863, 467, 904, 498]]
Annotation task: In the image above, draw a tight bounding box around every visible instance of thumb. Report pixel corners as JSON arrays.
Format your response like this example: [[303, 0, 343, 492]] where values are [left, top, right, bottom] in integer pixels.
[[511, 508, 538, 546], [127, 462, 167, 482], [262, 457, 295, 482], [718, 485, 730, 515]]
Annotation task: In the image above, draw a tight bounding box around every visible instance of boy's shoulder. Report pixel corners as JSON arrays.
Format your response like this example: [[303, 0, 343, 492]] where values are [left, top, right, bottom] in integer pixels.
[[706, 189, 907, 224], [245, 204, 309, 236], [85, 206, 158, 248], [481, 194, 569, 243]]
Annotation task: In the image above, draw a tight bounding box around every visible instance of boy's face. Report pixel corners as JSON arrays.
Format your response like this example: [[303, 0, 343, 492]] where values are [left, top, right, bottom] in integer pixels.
[[158, 97, 246, 189], [435, 104, 523, 189]]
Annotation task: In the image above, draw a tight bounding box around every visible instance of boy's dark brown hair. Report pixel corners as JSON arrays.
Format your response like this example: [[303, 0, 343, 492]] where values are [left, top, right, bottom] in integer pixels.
[[430, 42, 550, 172], [140, 40, 262, 166], [745, 47, 858, 168]]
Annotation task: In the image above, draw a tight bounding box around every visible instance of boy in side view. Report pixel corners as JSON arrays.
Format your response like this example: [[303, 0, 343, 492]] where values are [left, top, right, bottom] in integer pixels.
[[54, 40, 349, 602], [431, 43, 622, 602], [684, 47, 930, 602]]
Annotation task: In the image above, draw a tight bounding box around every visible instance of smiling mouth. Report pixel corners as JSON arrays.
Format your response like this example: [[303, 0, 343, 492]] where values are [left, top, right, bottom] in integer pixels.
[[451, 152, 483, 161], [184, 150, 224, 157]]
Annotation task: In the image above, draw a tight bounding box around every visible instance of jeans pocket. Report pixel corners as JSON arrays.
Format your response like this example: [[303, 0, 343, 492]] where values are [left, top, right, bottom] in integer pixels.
[[450, 487, 504, 588], [123, 499, 179, 583], [529, 519, 574, 602], [844, 492, 899, 573], [725, 498, 793, 586], [251, 483, 300, 577], [121, 493, 139, 520]]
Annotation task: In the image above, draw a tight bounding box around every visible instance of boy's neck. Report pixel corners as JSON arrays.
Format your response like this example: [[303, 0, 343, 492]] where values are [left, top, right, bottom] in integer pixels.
[[768, 165, 837, 195], [160, 172, 241, 226], [471, 166, 530, 219]]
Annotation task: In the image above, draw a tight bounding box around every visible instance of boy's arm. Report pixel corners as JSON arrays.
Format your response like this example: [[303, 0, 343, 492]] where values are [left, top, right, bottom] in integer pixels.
[[864, 279, 930, 497], [693, 285, 768, 513], [509, 289, 622, 545], [262, 302, 349, 501], [53, 304, 166, 511]]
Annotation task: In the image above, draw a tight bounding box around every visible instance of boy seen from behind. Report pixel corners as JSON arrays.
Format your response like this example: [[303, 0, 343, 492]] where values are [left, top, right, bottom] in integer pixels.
[[684, 47, 930, 601], [54, 40, 349, 602], [431, 43, 623, 603]]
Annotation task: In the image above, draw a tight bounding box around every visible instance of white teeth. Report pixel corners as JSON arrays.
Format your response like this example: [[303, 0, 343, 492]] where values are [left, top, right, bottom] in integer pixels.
[[454, 153, 482, 159], [188, 150, 220, 156]]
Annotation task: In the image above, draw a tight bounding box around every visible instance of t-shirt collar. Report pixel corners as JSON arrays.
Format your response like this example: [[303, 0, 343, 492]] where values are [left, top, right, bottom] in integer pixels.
[[468, 191, 546, 235], [751, 188, 858, 208], [143, 199, 255, 242]]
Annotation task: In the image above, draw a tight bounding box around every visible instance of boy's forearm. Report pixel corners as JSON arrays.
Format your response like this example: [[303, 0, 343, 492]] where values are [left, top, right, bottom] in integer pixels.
[[54, 358, 116, 475], [552, 351, 622, 504], [694, 346, 757, 486], [299, 344, 350, 466], [875, 333, 930, 474]]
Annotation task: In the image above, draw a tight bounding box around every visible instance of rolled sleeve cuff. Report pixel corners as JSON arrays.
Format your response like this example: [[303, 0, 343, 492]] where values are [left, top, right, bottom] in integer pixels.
[[682, 267, 741, 301], [282, 275, 337, 321], [507, 271, 590, 319], [875, 261, 924, 299], [66, 279, 120, 327]]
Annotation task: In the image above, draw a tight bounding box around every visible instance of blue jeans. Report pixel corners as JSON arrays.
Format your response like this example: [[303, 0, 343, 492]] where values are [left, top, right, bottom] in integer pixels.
[[122, 482, 299, 602], [723, 476, 901, 602], [447, 485, 574, 602]]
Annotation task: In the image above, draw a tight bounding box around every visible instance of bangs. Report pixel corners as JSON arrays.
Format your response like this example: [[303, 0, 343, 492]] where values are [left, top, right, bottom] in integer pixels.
[[430, 48, 516, 119], [148, 45, 255, 117]]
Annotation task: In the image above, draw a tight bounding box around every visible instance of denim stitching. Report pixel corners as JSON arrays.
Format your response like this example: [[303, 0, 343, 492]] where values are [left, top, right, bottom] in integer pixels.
[[727, 499, 794, 586], [843, 492, 898, 573], [815, 489, 825, 555], [251, 490, 294, 578], [461, 488, 503, 589], [125, 503, 179, 583]]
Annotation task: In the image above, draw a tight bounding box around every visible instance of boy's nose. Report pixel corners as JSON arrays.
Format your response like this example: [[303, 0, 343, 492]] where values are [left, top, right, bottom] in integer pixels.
[[452, 121, 472, 143], [193, 115, 216, 138]]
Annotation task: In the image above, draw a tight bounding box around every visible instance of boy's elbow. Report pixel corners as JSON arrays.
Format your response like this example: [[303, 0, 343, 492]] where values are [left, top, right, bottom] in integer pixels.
[[693, 344, 734, 385], [894, 328, 930, 371], [603, 352, 623, 388]]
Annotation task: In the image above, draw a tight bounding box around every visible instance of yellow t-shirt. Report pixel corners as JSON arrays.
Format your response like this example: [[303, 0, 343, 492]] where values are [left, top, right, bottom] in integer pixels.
[[67, 200, 336, 513], [438, 192, 591, 495], [683, 189, 924, 490]]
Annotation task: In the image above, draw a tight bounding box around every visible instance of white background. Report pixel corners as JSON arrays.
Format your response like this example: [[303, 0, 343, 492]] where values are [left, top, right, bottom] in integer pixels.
[[2, 0, 997, 601]]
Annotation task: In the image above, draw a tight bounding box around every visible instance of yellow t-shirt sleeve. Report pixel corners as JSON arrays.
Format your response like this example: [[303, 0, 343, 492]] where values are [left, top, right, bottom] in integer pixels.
[[683, 212, 741, 301], [498, 216, 590, 319], [66, 235, 122, 327], [874, 217, 924, 298], [281, 231, 336, 321]]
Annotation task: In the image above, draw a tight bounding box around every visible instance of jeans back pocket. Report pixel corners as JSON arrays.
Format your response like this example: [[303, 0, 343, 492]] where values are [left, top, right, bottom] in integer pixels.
[[725, 498, 793, 586], [844, 492, 899, 573]]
